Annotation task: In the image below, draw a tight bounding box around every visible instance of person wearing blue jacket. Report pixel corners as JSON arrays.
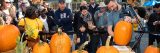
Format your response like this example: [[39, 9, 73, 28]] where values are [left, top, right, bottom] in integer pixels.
[[54, 0, 73, 32], [54, 0, 74, 51]]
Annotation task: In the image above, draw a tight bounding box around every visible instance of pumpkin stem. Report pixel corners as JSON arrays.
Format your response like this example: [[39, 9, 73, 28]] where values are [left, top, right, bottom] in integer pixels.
[[20, 33, 25, 42], [56, 25, 62, 35], [73, 34, 77, 44], [57, 28, 62, 35], [77, 50, 83, 53], [78, 34, 90, 51], [16, 33, 27, 53], [105, 36, 112, 47], [38, 40, 44, 46]]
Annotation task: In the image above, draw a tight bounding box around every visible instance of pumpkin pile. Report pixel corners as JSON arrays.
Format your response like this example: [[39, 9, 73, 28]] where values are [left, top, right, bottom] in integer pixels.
[[50, 28, 71, 53], [0, 25, 20, 52], [114, 21, 132, 45]]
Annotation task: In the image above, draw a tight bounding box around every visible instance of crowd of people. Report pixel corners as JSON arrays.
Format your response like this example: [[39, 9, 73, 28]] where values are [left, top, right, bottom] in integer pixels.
[[0, 0, 160, 53]]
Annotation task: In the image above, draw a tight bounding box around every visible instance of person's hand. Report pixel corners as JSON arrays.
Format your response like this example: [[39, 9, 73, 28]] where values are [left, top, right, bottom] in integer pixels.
[[0, 17, 5, 25], [79, 26, 86, 32], [100, 26, 104, 29], [98, 13, 103, 17], [124, 16, 132, 23], [87, 21, 96, 30], [77, 38, 80, 43], [6, 16, 12, 25], [132, 18, 137, 23], [153, 21, 160, 25], [109, 35, 114, 37]]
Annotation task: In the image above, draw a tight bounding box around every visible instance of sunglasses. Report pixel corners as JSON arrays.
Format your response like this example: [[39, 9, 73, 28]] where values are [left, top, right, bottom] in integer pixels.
[[5, 2, 11, 4]]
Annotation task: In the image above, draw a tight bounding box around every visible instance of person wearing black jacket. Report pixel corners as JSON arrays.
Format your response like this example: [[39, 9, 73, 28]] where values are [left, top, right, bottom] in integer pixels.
[[54, 0, 73, 32], [74, 6, 98, 53], [74, 6, 90, 50], [88, 0, 99, 25], [147, 3, 160, 45]]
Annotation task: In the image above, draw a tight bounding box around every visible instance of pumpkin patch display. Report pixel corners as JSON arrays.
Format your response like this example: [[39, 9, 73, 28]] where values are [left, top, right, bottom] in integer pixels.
[[32, 41, 50, 53], [96, 36, 119, 53], [0, 25, 20, 52], [144, 45, 160, 53], [50, 28, 71, 53], [114, 21, 132, 45]]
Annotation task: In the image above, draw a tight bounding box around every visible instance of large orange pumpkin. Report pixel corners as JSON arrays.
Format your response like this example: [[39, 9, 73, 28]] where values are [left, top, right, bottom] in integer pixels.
[[32, 42, 50, 53], [114, 21, 132, 45], [0, 25, 20, 52], [144, 45, 160, 53], [96, 36, 119, 53], [0, 25, 3, 30], [50, 28, 71, 53]]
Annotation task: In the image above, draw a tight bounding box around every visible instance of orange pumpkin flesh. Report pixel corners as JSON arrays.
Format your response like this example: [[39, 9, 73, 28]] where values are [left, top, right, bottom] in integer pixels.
[[0, 25, 20, 52], [50, 28, 71, 53], [0, 25, 3, 30], [114, 21, 132, 45], [144, 45, 160, 53], [96, 36, 119, 53], [32, 42, 50, 53]]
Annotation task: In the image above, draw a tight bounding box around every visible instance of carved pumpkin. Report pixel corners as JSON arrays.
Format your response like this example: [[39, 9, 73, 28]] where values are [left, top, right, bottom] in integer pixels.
[[114, 21, 132, 45], [144, 45, 160, 53], [33, 42, 50, 53], [0, 25, 20, 52], [96, 36, 119, 53], [50, 28, 71, 53]]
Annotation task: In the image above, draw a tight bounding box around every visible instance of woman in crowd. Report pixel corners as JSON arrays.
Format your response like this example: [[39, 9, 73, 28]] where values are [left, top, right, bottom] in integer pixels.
[[0, 0, 17, 25]]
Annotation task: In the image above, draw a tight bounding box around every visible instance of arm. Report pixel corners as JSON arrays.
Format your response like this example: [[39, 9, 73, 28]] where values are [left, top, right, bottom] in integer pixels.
[[108, 25, 114, 36], [94, 11, 99, 21], [107, 13, 114, 36], [18, 19, 25, 32]]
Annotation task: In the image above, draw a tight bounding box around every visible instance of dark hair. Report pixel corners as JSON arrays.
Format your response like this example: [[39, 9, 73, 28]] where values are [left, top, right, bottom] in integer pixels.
[[134, 7, 146, 18], [0, 0, 5, 7], [25, 6, 38, 18], [80, 6, 88, 11], [59, 0, 65, 3], [153, 3, 160, 8], [104, 0, 115, 5]]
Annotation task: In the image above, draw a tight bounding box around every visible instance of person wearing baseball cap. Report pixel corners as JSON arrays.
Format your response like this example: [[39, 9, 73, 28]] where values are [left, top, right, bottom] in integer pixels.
[[54, 0, 73, 35], [94, 2, 109, 46]]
